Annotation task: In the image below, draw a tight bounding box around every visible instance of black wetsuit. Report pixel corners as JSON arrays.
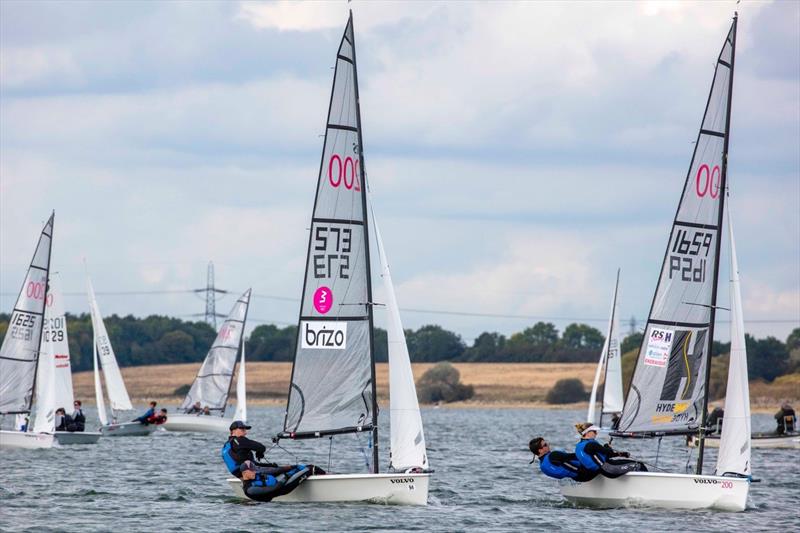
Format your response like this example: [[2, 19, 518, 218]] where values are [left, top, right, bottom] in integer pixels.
[[69, 409, 86, 432], [707, 408, 724, 434], [55, 414, 73, 431], [775, 407, 796, 434]]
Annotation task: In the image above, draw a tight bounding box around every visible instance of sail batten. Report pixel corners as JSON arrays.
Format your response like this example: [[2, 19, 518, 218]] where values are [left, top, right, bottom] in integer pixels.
[[0, 213, 54, 416], [180, 289, 251, 416], [618, 19, 737, 438], [282, 13, 376, 444]]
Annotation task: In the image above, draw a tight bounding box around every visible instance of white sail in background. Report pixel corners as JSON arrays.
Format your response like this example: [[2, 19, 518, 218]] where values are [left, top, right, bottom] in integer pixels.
[[93, 341, 108, 426], [43, 273, 75, 411], [0, 214, 54, 415], [373, 207, 428, 471], [32, 338, 56, 433], [715, 208, 751, 476], [233, 343, 247, 422], [587, 270, 622, 425], [87, 275, 133, 412], [180, 289, 251, 416]]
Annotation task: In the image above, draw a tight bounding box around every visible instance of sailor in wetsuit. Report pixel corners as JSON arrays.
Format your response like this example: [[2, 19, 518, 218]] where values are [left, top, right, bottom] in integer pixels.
[[222, 421, 324, 480], [529, 437, 596, 482], [575, 424, 646, 478], [774, 403, 796, 435], [70, 400, 86, 432]]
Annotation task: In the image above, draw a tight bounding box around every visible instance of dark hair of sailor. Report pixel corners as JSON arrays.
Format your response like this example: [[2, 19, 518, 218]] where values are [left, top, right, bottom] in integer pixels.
[[529, 437, 546, 458]]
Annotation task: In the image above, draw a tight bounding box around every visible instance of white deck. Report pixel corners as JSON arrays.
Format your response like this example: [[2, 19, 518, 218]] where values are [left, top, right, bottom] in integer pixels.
[[162, 414, 231, 433], [227, 472, 430, 506], [0, 430, 55, 450], [688, 433, 800, 449], [559, 471, 749, 512]]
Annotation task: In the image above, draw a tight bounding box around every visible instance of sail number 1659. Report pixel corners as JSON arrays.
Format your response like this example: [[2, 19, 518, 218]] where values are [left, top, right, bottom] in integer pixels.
[[668, 229, 712, 283]]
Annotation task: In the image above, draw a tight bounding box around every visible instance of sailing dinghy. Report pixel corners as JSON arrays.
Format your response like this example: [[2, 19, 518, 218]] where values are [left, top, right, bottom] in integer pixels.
[[561, 14, 752, 512], [163, 290, 251, 433], [586, 270, 624, 430], [87, 275, 157, 437], [228, 12, 431, 505], [0, 214, 56, 450], [46, 274, 101, 445]]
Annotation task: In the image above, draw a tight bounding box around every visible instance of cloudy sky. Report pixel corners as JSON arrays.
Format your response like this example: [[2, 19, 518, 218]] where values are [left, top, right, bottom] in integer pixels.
[[1, 0, 798, 345]]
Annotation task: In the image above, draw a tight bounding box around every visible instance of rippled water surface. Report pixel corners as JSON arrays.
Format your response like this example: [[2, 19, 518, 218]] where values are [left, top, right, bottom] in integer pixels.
[[1, 407, 798, 532]]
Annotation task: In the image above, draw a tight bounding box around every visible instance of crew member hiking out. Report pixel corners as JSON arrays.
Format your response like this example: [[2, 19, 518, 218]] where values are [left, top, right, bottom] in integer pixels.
[[134, 401, 157, 425], [529, 436, 596, 482], [221, 421, 324, 502], [574, 423, 647, 478]]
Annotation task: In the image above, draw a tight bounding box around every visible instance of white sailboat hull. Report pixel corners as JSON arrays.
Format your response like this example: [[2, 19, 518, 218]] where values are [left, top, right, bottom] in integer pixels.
[[53, 431, 102, 445], [99, 421, 159, 437], [688, 433, 800, 449], [162, 414, 232, 433], [559, 471, 749, 511], [0, 430, 55, 450], [227, 473, 430, 505]]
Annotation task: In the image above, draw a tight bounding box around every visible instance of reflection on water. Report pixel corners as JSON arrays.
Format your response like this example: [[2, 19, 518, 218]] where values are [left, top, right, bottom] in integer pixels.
[[1, 407, 797, 532]]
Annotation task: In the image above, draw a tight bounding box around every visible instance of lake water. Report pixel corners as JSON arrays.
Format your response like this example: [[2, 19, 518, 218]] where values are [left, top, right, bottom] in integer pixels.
[[1, 407, 798, 532]]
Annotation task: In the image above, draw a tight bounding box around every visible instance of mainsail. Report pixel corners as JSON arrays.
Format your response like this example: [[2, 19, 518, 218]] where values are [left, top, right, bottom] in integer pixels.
[[372, 205, 428, 471], [282, 13, 377, 445], [0, 213, 54, 415], [715, 207, 751, 476], [618, 18, 737, 436], [87, 275, 133, 413], [587, 269, 623, 426], [43, 273, 75, 411], [180, 289, 251, 416]]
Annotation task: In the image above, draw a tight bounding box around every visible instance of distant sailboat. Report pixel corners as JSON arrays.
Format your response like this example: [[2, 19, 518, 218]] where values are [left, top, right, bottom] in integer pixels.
[[45, 273, 101, 445], [228, 11, 431, 505], [561, 14, 752, 512], [87, 274, 157, 437], [163, 289, 251, 433], [0, 214, 56, 450], [586, 269, 623, 430]]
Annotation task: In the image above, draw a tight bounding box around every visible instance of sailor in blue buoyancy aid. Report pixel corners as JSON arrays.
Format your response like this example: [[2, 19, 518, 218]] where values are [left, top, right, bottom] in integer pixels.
[[222, 421, 321, 502], [574, 424, 647, 478], [529, 437, 597, 482]]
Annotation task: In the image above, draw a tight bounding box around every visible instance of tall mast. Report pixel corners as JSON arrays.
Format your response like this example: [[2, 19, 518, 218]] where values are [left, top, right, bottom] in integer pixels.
[[697, 12, 737, 474], [349, 10, 380, 474]]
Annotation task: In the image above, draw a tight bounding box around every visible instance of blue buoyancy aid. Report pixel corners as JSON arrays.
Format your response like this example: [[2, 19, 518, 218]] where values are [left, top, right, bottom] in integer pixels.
[[221, 441, 241, 476], [539, 451, 581, 480], [575, 439, 607, 471]]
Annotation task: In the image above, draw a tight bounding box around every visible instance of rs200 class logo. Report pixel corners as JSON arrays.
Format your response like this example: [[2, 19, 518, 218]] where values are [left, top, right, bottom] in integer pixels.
[[301, 321, 347, 350]]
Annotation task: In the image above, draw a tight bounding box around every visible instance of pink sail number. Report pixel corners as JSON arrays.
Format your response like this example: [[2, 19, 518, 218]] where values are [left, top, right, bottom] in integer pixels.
[[26, 281, 46, 300], [695, 164, 721, 199], [328, 154, 361, 191], [313, 286, 333, 314]]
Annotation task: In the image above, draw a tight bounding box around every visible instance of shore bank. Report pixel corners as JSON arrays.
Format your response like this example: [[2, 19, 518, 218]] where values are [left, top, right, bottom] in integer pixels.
[[72, 362, 798, 412]]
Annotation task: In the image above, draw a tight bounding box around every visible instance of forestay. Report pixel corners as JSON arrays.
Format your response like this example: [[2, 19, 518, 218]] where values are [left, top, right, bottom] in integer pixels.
[[180, 289, 251, 416], [43, 273, 75, 411], [715, 209, 750, 476], [0, 214, 54, 414], [88, 276, 133, 412], [618, 21, 735, 435], [283, 13, 376, 438], [372, 205, 428, 471]]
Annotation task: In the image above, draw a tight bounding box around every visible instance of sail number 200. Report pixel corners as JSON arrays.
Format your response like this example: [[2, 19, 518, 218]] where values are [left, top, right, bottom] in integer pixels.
[[313, 226, 352, 279]]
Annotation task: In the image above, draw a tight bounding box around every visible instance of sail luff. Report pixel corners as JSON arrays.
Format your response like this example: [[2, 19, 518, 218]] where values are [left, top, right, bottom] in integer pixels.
[[222, 290, 251, 417], [0, 213, 54, 416], [234, 341, 247, 422], [348, 9, 380, 475], [587, 269, 620, 426], [697, 12, 737, 474], [93, 337, 108, 426], [617, 18, 737, 438], [32, 333, 56, 433]]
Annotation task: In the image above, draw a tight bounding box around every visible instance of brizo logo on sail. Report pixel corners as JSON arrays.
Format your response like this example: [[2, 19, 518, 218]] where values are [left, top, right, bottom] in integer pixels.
[[301, 321, 347, 350]]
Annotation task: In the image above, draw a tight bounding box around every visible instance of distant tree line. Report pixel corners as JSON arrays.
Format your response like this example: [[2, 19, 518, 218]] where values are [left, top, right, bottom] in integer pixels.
[[0, 313, 797, 383]]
